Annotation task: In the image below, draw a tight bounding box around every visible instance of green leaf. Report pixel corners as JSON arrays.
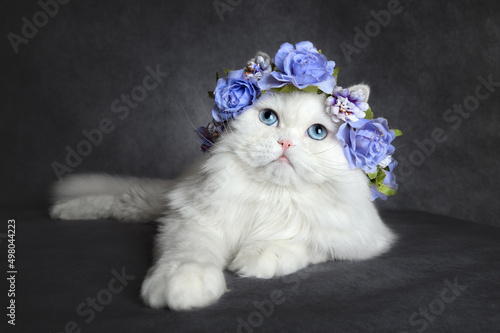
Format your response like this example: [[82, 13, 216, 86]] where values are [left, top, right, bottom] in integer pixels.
[[274, 84, 299, 93], [392, 129, 403, 137], [207, 91, 214, 99], [376, 183, 398, 196], [216, 72, 220, 81], [318, 49, 322, 54], [366, 167, 398, 197], [332, 67, 341, 81], [364, 107, 374, 120], [274, 84, 321, 94], [370, 167, 397, 196], [302, 85, 320, 93], [223, 68, 232, 75], [374, 168, 387, 187]]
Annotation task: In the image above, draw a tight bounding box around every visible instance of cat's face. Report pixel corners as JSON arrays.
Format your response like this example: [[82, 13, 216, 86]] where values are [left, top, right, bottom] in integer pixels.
[[218, 91, 353, 187]]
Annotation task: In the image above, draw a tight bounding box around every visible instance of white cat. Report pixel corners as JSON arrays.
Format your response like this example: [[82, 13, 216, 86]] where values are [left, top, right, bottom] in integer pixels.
[[50, 87, 396, 311]]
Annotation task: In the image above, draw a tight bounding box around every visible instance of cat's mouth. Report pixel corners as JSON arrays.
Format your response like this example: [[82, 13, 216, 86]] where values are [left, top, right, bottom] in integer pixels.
[[274, 154, 294, 168], [277, 156, 290, 163]]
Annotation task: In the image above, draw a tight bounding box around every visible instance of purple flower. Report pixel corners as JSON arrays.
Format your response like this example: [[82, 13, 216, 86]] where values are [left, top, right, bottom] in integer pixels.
[[325, 86, 369, 123], [370, 158, 399, 201], [196, 123, 224, 152], [258, 41, 336, 93], [196, 126, 214, 152], [336, 118, 396, 173], [212, 70, 261, 122]]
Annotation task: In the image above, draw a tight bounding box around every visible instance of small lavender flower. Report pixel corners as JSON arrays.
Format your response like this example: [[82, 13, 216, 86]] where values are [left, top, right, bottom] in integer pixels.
[[325, 86, 369, 123]]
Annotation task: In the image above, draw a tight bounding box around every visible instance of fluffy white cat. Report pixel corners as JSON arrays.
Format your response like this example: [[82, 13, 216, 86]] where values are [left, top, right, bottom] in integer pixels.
[[50, 87, 396, 311]]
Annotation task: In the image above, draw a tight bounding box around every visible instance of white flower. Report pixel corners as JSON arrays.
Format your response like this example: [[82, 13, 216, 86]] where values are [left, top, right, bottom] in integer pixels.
[[255, 53, 272, 75], [245, 52, 272, 80], [379, 155, 393, 168]]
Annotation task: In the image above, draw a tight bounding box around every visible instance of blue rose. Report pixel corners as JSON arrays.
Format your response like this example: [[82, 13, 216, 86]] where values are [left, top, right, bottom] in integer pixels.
[[212, 70, 261, 122], [258, 41, 336, 93], [336, 118, 396, 173], [370, 158, 398, 201]]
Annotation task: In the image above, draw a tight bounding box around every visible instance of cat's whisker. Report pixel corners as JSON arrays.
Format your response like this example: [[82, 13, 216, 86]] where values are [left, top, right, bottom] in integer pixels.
[[191, 84, 240, 144], [178, 103, 232, 152], [212, 127, 239, 151], [318, 169, 365, 185], [303, 150, 348, 169], [307, 139, 342, 156], [193, 84, 213, 120], [180, 85, 238, 153], [300, 161, 363, 185], [222, 117, 239, 137], [191, 86, 239, 152]]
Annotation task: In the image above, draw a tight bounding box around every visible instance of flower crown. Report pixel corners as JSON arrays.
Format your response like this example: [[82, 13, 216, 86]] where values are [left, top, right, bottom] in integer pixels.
[[197, 41, 402, 201]]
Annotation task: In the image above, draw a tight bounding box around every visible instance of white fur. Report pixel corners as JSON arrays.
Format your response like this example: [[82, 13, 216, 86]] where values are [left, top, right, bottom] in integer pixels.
[[50, 87, 396, 311], [50, 174, 171, 222], [348, 83, 370, 102]]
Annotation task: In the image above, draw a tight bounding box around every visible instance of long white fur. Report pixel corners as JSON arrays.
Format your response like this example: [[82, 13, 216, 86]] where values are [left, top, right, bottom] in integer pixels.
[[50, 88, 396, 311], [50, 174, 172, 222]]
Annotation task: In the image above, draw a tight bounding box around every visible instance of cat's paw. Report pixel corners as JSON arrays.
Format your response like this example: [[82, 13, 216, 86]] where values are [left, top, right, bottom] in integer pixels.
[[229, 242, 310, 279], [140, 262, 226, 310]]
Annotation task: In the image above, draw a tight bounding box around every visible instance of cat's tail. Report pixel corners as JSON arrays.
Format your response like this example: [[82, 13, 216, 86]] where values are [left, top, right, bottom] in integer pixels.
[[49, 174, 173, 222]]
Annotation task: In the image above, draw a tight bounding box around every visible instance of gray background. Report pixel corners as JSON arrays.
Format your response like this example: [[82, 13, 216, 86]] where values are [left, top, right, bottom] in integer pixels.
[[2, 0, 499, 226]]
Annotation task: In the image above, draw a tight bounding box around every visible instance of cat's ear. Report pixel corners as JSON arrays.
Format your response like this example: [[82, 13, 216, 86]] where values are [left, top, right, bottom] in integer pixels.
[[347, 84, 370, 102]]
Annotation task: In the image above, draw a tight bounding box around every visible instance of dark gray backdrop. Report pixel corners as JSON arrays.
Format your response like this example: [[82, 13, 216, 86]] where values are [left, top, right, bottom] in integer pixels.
[[2, 0, 499, 226]]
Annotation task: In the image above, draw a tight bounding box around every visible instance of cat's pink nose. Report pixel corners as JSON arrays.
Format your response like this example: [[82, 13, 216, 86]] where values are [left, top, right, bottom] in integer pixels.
[[279, 139, 293, 152]]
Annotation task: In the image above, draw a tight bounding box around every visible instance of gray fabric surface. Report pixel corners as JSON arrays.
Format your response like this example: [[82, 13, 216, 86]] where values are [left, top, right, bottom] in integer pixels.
[[3, 209, 498, 332], [1, 0, 500, 226]]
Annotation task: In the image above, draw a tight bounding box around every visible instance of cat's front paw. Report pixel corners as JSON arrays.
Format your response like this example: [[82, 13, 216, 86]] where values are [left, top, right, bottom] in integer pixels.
[[140, 262, 226, 310], [229, 242, 310, 279]]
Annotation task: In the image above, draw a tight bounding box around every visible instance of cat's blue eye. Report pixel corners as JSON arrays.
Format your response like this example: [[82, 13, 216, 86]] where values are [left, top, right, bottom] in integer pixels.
[[307, 124, 328, 140], [259, 109, 278, 127]]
